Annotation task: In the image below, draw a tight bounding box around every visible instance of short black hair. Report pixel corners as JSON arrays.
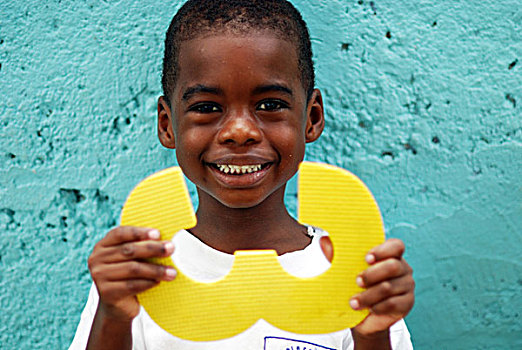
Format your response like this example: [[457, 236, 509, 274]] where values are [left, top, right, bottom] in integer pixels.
[[161, 0, 315, 106]]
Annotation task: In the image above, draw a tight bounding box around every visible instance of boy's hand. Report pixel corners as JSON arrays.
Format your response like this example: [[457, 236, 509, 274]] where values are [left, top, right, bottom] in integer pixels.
[[349, 238, 414, 336], [87, 226, 176, 322]]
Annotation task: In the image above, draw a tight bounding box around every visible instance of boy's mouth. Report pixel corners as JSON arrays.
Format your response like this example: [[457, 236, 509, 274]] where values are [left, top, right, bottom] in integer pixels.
[[206, 161, 273, 188], [210, 163, 271, 175]]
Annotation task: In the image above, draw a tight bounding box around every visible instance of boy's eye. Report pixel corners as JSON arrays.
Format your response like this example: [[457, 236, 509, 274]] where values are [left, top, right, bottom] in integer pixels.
[[188, 103, 221, 114], [257, 100, 288, 111]]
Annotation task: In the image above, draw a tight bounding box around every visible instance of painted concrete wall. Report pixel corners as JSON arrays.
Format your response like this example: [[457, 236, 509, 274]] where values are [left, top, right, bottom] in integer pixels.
[[0, 1, 520, 349]]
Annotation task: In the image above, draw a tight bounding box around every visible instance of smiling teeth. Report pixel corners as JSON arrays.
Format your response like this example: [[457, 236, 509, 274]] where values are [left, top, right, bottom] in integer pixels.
[[216, 164, 263, 174]]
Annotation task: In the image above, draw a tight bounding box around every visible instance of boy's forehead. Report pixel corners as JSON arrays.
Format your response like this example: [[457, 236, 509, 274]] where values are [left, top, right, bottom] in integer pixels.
[[179, 31, 298, 62], [175, 33, 302, 93]]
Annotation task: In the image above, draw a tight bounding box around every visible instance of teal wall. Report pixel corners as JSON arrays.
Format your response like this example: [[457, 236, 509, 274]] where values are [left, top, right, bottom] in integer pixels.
[[1, 1, 520, 349]]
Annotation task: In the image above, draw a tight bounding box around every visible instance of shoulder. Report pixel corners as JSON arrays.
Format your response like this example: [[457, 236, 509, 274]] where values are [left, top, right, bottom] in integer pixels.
[[304, 225, 333, 263], [305, 225, 328, 238]]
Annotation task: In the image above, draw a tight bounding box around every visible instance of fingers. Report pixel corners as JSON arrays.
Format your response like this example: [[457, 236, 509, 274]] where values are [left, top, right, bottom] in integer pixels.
[[91, 261, 177, 283], [99, 240, 175, 263], [97, 279, 162, 301], [351, 273, 415, 310], [350, 238, 415, 318], [88, 226, 177, 294], [357, 257, 411, 288], [93, 262, 176, 307], [88, 226, 176, 321], [99, 226, 160, 247], [368, 293, 415, 315], [89, 225, 175, 267], [365, 238, 405, 264]]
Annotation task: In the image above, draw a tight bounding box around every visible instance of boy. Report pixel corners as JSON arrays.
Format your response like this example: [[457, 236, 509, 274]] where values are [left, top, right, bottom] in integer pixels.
[[70, 0, 414, 349]]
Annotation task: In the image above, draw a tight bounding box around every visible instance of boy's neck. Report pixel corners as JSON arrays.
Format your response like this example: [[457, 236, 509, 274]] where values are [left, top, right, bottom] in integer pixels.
[[189, 188, 311, 255]]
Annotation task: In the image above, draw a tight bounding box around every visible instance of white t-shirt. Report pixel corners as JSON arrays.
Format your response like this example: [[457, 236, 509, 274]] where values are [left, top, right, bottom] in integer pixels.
[[69, 227, 413, 350]]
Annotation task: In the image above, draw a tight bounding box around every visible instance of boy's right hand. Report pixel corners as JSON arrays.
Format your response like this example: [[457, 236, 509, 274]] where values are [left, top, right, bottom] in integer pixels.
[[87, 226, 176, 322]]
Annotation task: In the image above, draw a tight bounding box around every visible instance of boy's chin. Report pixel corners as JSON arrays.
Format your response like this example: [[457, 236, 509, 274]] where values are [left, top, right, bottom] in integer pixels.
[[213, 193, 270, 210], [198, 187, 284, 211]]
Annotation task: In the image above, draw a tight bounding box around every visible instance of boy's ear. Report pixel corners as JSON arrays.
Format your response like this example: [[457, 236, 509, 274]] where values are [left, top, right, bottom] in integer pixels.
[[158, 96, 176, 149], [305, 89, 325, 143]]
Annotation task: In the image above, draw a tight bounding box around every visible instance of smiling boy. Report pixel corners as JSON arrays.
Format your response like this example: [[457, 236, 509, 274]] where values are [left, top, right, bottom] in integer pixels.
[[69, 1, 414, 349]]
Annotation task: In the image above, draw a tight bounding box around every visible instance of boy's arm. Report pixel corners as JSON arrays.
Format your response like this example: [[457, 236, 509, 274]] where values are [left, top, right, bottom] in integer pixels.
[[87, 308, 133, 350], [349, 238, 415, 349], [85, 226, 176, 350], [351, 328, 392, 350]]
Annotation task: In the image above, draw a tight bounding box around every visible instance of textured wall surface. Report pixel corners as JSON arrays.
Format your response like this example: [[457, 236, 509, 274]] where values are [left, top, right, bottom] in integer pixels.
[[0, 0, 520, 349]]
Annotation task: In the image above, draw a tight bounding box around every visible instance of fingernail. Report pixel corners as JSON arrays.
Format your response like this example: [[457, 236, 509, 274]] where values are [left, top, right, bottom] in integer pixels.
[[148, 230, 160, 239], [350, 299, 360, 310], [365, 254, 375, 264], [356, 276, 365, 288], [164, 242, 175, 253], [165, 268, 177, 280]]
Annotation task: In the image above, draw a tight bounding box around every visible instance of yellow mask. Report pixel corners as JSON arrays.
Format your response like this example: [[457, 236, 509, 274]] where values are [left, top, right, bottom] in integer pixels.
[[120, 162, 384, 341]]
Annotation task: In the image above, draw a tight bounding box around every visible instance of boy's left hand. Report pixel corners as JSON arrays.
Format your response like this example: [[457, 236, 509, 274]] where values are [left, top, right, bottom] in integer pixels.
[[349, 238, 415, 336]]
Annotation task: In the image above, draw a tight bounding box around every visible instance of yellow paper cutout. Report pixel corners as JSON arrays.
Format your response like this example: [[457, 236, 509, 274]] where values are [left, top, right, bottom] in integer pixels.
[[120, 162, 384, 341]]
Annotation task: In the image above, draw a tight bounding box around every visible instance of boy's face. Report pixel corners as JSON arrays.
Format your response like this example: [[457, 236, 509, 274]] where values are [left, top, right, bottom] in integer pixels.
[[158, 32, 324, 209]]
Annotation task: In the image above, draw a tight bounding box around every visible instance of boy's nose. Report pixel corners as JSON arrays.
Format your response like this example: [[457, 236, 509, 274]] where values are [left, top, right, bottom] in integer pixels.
[[217, 111, 262, 146]]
